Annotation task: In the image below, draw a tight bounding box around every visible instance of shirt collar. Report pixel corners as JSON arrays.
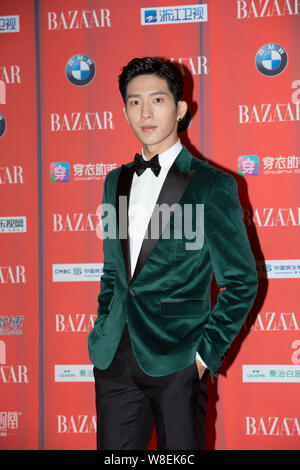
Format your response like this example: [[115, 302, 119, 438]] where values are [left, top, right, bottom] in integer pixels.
[[141, 139, 182, 171]]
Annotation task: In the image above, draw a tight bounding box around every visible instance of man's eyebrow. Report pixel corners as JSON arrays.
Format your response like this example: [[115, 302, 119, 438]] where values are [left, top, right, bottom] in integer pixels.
[[126, 91, 169, 100]]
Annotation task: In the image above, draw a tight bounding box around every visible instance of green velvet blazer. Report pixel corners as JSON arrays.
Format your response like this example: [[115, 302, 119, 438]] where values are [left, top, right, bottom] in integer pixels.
[[88, 146, 258, 377]]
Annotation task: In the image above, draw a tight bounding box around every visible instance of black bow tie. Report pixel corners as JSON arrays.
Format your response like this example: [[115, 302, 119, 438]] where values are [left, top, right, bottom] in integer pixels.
[[132, 153, 161, 177]]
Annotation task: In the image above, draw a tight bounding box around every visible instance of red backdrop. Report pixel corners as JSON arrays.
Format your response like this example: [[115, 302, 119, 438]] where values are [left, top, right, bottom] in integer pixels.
[[0, 0, 299, 450]]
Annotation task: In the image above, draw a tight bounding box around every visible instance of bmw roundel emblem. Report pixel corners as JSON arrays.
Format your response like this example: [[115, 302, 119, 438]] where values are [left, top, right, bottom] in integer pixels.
[[0, 114, 6, 138], [66, 54, 96, 86], [255, 44, 288, 77]]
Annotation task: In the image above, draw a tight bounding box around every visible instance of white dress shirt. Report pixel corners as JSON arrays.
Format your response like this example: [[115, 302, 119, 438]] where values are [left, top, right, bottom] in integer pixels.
[[128, 139, 207, 368]]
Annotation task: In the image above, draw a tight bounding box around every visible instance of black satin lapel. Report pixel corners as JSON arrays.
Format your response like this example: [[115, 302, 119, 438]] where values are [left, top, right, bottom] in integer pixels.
[[130, 163, 196, 285], [116, 165, 134, 284]]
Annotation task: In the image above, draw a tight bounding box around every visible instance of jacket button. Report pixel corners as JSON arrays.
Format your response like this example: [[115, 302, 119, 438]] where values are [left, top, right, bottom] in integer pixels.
[[128, 288, 135, 297]]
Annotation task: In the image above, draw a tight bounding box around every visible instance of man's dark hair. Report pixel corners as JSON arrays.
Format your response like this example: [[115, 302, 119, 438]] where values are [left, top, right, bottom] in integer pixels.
[[118, 57, 191, 133]]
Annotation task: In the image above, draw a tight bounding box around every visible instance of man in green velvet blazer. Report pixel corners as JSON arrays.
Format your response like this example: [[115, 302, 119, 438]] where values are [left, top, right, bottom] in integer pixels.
[[88, 57, 258, 451]]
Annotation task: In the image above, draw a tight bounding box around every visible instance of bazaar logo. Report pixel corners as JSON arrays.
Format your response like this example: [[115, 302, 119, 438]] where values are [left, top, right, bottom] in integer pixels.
[[55, 313, 96, 333], [239, 102, 299, 123], [255, 43, 288, 76], [237, 0, 300, 19], [245, 416, 300, 436], [253, 207, 300, 227], [0, 65, 21, 84], [168, 56, 209, 75], [50, 111, 114, 131], [0, 166, 24, 185], [66, 54, 95, 86], [0, 266, 26, 284], [53, 213, 101, 231], [57, 414, 96, 433], [48, 9, 111, 30], [249, 311, 300, 332]]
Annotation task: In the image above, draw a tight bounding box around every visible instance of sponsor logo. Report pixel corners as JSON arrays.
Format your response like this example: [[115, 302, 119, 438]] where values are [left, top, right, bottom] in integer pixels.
[[0, 166, 24, 184], [73, 162, 117, 180], [237, 153, 300, 176], [50, 162, 70, 183], [143, 9, 157, 23], [0, 114, 6, 138], [141, 4, 208, 25], [237, 0, 300, 19], [50, 111, 114, 131], [0, 315, 24, 335], [255, 43, 288, 76], [0, 16, 20, 33], [0, 217, 26, 233], [238, 155, 259, 176], [66, 54, 95, 86], [55, 364, 94, 382], [245, 416, 300, 436], [256, 260, 300, 278], [47, 9, 111, 30], [263, 153, 300, 174], [0, 411, 21, 437], [50, 162, 117, 182], [243, 365, 300, 382], [52, 263, 103, 282], [239, 102, 300, 123]]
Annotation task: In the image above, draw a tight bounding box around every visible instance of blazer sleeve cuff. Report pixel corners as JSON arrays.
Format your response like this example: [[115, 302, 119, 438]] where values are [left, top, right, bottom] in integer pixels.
[[196, 330, 225, 377]]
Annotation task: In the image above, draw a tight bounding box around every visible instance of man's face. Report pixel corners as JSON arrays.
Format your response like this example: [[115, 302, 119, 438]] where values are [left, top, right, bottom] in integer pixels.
[[124, 74, 186, 156]]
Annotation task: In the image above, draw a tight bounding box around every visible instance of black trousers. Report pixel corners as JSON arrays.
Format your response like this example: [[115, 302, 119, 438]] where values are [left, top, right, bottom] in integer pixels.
[[93, 323, 208, 450]]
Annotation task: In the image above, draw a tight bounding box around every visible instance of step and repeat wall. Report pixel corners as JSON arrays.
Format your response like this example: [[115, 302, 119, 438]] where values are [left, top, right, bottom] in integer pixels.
[[0, 0, 299, 450]]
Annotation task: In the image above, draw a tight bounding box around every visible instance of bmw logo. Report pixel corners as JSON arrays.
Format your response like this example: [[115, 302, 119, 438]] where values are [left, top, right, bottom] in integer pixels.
[[255, 44, 288, 77], [66, 54, 96, 86], [0, 114, 6, 138]]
